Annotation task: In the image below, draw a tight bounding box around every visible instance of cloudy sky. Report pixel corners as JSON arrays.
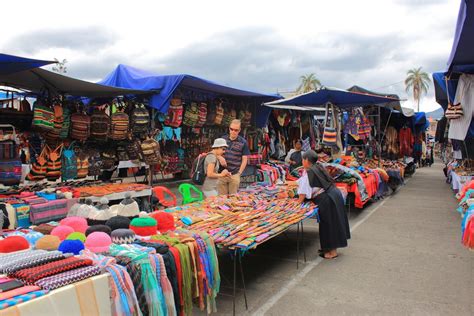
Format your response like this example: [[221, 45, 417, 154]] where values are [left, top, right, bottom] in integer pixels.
[[1, 0, 461, 112]]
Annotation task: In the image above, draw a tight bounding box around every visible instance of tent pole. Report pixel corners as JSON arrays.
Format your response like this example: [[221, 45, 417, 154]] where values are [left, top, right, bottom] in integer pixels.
[[378, 106, 381, 168]]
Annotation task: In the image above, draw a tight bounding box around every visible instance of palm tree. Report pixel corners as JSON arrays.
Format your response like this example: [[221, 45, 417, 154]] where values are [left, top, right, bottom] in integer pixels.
[[404, 67, 430, 112], [52, 58, 68, 74], [297, 73, 321, 94]]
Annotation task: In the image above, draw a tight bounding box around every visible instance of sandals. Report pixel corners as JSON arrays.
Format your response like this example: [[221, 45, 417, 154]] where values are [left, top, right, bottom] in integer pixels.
[[319, 253, 338, 260]]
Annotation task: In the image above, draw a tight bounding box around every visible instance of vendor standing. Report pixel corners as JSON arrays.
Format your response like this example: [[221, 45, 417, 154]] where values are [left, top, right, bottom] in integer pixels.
[[296, 150, 350, 259], [217, 119, 250, 195]]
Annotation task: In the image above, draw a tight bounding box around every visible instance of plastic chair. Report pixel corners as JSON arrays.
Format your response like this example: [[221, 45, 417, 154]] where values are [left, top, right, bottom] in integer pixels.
[[178, 183, 204, 205], [152, 186, 178, 208]]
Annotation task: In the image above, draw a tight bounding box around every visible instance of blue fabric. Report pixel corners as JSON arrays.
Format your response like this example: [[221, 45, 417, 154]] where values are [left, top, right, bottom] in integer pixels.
[[264, 87, 401, 109], [447, 0, 474, 73], [433, 72, 458, 109], [98, 64, 278, 114], [0, 53, 55, 75]]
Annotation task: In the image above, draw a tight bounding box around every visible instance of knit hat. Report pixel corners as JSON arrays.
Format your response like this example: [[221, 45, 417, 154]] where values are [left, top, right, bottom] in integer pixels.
[[51, 225, 75, 241], [85, 225, 112, 236], [105, 216, 131, 231], [58, 239, 85, 255], [36, 235, 61, 251], [24, 231, 44, 247], [150, 212, 176, 233], [111, 229, 136, 244], [117, 193, 140, 218], [66, 232, 87, 243], [129, 217, 157, 236], [77, 199, 95, 218], [60, 217, 88, 233], [85, 232, 112, 253], [88, 198, 114, 225], [0, 236, 30, 253], [32, 223, 56, 235]]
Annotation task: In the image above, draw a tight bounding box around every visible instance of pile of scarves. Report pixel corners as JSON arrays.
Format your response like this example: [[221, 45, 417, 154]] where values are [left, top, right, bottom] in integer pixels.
[[457, 180, 474, 249]]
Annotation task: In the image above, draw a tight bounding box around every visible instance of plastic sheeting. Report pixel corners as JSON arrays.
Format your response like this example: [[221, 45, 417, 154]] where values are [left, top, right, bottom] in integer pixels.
[[0, 53, 55, 75]]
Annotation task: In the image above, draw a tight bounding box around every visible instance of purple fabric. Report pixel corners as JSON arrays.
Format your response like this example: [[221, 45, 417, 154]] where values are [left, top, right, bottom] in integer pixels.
[[35, 266, 101, 290]]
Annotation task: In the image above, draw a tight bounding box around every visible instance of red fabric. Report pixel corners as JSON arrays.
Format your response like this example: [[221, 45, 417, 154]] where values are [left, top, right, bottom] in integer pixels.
[[399, 127, 414, 157], [338, 173, 378, 209], [169, 246, 184, 315]]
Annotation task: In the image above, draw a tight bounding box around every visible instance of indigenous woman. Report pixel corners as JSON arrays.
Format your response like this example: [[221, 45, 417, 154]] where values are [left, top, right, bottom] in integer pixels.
[[297, 150, 350, 259]]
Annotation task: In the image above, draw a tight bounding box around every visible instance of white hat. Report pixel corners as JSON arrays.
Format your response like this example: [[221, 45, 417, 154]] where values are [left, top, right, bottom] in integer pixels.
[[212, 138, 229, 148]]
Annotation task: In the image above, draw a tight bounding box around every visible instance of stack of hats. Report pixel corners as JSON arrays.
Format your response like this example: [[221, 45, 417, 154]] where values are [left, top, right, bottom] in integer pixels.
[[129, 217, 157, 237], [88, 198, 115, 225], [0, 236, 30, 253], [86, 225, 112, 236], [59, 239, 85, 255], [77, 198, 97, 218], [105, 216, 131, 231], [66, 232, 87, 242], [60, 217, 88, 233], [85, 232, 112, 253], [51, 226, 75, 241], [111, 229, 136, 244], [116, 193, 140, 219], [36, 235, 61, 251], [150, 211, 176, 233], [24, 231, 44, 247]]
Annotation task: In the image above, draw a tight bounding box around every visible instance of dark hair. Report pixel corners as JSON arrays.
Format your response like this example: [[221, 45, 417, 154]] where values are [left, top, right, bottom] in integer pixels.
[[302, 150, 318, 164], [295, 139, 302, 145]]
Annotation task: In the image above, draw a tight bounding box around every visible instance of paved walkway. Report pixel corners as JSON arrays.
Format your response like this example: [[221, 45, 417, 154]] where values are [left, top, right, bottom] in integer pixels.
[[255, 162, 473, 315]]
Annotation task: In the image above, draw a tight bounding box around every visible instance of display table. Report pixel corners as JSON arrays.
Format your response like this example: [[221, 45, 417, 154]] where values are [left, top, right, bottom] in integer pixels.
[[451, 171, 473, 193], [0, 274, 111, 316], [117, 160, 149, 169], [86, 188, 152, 203]]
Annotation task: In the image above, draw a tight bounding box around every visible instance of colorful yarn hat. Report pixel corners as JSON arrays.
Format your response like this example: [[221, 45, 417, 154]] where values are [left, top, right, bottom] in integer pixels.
[[129, 217, 157, 236], [85, 225, 112, 236], [32, 223, 56, 235], [60, 217, 88, 233], [111, 229, 136, 244], [150, 211, 176, 233], [0, 236, 30, 253], [105, 216, 131, 231], [58, 239, 85, 255], [51, 225, 75, 241], [24, 231, 44, 247], [85, 232, 112, 253], [36, 235, 61, 251], [66, 232, 87, 243]]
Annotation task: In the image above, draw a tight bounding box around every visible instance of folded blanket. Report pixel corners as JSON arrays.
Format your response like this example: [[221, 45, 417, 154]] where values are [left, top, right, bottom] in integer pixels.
[[35, 266, 101, 290], [0, 290, 48, 310], [6, 251, 66, 275], [0, 286, 40, 301], [14, 257, 93, 285]]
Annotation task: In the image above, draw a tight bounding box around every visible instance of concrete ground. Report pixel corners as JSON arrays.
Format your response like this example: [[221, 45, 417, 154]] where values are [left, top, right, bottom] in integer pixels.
[[191, 161, 473, 315]]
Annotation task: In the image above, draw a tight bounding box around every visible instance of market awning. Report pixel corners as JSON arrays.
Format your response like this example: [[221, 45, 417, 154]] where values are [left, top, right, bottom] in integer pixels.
[[263, 87, 402, 109], [432, 72, 458, 109], [0, 53, 56, 75], [0, 68, 151, 98], [347, 85, 402, 111], [447, 0, 474, 73], [99, 64, 279, 113], [263, 103, 325, 112]]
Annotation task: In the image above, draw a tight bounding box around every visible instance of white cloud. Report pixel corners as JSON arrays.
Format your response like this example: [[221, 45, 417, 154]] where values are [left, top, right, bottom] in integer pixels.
[[0, 0, 458, 112]]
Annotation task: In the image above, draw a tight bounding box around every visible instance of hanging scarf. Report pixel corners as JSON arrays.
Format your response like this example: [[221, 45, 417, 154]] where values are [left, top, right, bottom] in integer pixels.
[[109, 244, 162, 316]]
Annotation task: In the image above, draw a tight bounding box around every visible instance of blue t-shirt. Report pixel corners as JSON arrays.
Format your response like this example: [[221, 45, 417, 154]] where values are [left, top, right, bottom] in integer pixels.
[[222, 135, 250, 174]]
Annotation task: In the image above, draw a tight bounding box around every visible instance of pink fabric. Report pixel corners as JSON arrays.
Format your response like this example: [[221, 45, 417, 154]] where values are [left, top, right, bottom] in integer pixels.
[[0, 285, 40, 300], [0, 278, 13, 284]]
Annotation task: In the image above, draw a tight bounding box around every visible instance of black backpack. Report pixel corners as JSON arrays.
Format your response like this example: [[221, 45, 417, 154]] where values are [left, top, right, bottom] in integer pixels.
[[191, 153, 209, 185]]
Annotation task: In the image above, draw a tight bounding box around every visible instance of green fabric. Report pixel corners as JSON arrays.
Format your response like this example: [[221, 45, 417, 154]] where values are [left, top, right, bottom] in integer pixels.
[[152, 235, 193, 315], [130, 217, 157, 227]]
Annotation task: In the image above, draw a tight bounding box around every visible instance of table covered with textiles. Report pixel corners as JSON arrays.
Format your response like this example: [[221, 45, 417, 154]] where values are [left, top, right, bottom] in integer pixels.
[[164, 185, 317, 250], [450, 171, 473, 193], [0, 274, 111, 316]]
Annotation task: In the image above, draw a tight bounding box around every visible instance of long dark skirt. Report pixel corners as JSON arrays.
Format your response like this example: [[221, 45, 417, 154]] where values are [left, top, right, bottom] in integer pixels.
[[314, 186, 351, 250]]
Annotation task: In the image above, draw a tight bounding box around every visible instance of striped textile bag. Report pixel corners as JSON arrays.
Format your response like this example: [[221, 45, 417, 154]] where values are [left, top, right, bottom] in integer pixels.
[[29, 199, 68, 225], [32, 104, 54, 131], [322, 104, 337, 147], [110, 112, 129, 140]]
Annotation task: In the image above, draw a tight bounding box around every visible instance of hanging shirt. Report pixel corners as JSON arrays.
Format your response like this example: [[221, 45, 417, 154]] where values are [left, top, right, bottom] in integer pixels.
[[449, 74, 474, 140]]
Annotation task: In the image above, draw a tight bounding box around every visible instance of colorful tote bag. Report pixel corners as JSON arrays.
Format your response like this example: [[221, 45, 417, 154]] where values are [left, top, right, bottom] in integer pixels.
[[322, 104, 337, 147]]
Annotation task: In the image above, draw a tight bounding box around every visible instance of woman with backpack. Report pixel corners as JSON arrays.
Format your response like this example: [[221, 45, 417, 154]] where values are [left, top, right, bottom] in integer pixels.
[[202, 138, 231, 197]]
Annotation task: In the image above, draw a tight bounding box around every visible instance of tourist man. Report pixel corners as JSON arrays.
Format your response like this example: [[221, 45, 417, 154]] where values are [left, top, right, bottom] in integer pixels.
[[217, 119, 250, 195]]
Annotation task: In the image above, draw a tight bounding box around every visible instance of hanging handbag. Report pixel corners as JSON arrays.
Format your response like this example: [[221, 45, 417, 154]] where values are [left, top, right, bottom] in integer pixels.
[[46, 143, 63, 181], [183, 102, 200, 127], [70, 112, 91, 141], [445, 76, 464, 120], [44, 103, 64, 143], [27, 145, 49, 181], [164, 98, 184, 127], [61, 142, 78, 181], [322, 104, 337, 147], [214, 101, 225, 125], [141, 137, 162, 165], [0, 125, 21, 185], [76, 151, 89, 179], [32, 102, 54, 131]]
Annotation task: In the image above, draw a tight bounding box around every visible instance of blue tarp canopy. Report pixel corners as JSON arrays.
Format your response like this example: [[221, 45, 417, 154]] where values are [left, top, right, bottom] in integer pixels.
[[99, 64, 279, 114], [263, 87, 401, 109], [447, 0, 474, 73], [0, 68, 149, 98], [0, 53, 56, 75], [432, 72, 458, 109]]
